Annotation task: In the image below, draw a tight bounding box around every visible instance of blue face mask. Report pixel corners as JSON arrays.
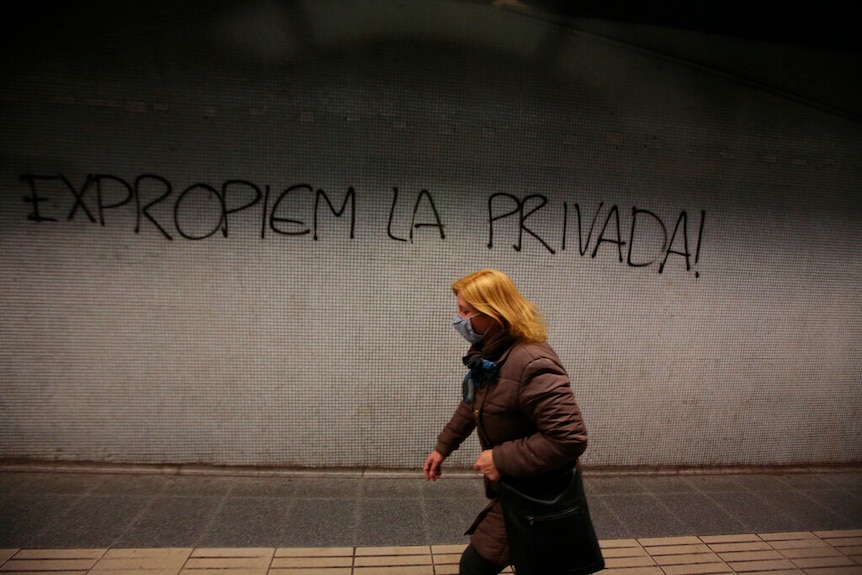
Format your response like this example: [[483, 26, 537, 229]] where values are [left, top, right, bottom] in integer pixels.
[[452, 313, 485, 343]]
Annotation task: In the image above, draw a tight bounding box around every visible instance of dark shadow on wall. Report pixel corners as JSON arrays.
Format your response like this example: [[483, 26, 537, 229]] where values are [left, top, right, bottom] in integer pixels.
[[1, 0, 860, 122]]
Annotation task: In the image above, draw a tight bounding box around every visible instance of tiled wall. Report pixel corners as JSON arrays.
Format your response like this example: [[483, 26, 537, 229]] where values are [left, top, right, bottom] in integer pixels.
[[1, 1, 860, 469]]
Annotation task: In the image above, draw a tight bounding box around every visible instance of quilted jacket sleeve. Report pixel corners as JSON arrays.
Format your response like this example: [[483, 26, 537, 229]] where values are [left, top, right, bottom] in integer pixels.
[[435, 401, 477, 457]]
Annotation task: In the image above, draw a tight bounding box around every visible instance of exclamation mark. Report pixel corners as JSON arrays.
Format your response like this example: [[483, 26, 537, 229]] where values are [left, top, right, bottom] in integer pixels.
[[260, 184, 270, 240], [561, 201, 568, 251], [694, 210, 705, 278]]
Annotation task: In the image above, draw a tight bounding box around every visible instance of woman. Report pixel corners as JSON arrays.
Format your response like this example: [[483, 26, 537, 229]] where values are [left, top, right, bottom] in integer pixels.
[[424, 269, 590, 575]]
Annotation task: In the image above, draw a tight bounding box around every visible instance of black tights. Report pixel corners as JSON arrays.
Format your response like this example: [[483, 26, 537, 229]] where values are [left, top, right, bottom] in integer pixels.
[[459, 545, 506, 575]]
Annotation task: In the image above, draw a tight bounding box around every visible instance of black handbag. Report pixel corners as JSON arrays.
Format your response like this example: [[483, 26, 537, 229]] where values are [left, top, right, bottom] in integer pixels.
[[497, 467, 605, 575]]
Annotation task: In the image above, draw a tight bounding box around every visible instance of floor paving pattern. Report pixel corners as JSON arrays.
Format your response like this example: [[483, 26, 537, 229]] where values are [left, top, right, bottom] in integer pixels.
[[1, 467, 860, 574], [2, 530, 861, 574]]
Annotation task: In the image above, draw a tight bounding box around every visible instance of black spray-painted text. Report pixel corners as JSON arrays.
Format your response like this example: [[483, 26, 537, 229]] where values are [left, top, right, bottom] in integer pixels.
[[22, 173, 706, 276]]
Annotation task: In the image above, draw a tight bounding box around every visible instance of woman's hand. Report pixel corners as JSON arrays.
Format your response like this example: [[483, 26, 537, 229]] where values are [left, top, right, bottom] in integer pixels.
[[424, 450, 446, 481], [474, 449, 500, 481]]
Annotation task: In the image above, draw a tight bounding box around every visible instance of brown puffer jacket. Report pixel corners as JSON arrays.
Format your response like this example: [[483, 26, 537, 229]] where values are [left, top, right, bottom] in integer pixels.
[[434, 331, 588, 566]]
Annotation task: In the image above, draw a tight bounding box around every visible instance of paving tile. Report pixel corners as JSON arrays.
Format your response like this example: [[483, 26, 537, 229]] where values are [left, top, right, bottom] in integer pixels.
[[769, 538, 832, 550], [718, 550, 786, 562], [93, 475, 173, 497], [0, 559, 98, 571], [636, 475, 699, 494], [274, 548, 353, 557], [160, 477, 236, 497], [196, 498, 292, 547], [3, 551, 103, 575], [642, 543, 712, 555], [356, 499, 428, 546], [268, 567, 353, 575], [603, 547, 650, 559], [701, 534, 764, 544], [0, 495, 81, 547], [287, 478, 362, 499], [359, 478, 423, 499], [740, 475, 802, 493], [803, 491, 862, 529], [91, 566, 187, 573], [779, 546, 844, 559], [277, 499, 358, 547], [724, 557, 798, 572], [603, 493, 690, 538], [270, 556, 353, 568], [724, 571, 804, 575], [815, 530, 862, 539], [685, 475, 751, 492], [269, 569, 350, 575], [184, 557, 270, 569], [598, 567, 664, 575], [355, 546, 429, 556], [601, 540, 642, 548], [803, 568, 862, 575], [654, 492, 747, 535], [0, 474, 32, 496], [189, 549, 274, 558], [432, 552, 461, 567], [423, 496, 482, 544], [10, 550, 106, 560], [90, 548, 192, 573], [823, 537, 862, 548], [710, 492, 797, 534], [429, 545, 465, 554], [223, 477, 297, 498], [10, 474, 105, 496], [36, 495, 151, 548], [639, 536, 703, 547], [585, 476, 649, 495], [113, 497, 221, 548], [605, 555, 657, 568], [352, 567, 434, 575], [651, 552, 725, 566], [0, 571, 89, 575], [790, 555, 859, 569], [100, 549, 194, 558], [353, 554, 432, 567], [759, 532, 820, 541], [180, 570, 264, 575], [753, 492, 848, 532], [661, 562, 734, 575], [590, 496, 631, 540], [840, 547, 862, 558], [709, 542, 774, 553], [421, 478, 484, 500]]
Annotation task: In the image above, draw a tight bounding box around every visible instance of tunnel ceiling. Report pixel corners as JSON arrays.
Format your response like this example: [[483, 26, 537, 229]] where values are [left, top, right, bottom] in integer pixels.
[[1, 0, 859, 120], [497, 0, 859, 51]]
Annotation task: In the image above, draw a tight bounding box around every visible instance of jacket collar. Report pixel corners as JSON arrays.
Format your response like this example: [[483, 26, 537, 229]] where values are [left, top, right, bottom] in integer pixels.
[[464, 323, 517, 365]]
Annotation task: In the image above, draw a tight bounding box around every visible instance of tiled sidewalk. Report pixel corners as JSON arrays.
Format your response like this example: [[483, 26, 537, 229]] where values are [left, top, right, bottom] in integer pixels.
[[2, 530, 861, 575]]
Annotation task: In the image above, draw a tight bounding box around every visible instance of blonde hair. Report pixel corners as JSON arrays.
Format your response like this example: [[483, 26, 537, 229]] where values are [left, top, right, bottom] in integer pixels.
[[452, 269, 547, 343]]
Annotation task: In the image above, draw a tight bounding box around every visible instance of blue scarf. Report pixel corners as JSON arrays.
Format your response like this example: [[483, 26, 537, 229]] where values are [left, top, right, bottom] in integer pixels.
[[462, 357, 500, 405]]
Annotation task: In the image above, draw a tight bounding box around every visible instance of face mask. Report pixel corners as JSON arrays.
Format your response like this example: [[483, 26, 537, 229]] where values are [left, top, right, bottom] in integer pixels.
[[452, 313, 485, 343]]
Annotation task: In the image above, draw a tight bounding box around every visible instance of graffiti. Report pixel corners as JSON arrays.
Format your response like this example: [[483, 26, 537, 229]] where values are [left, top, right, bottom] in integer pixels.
[[488, 193, 705, 277], [21, 173, 705, 277], [21, 174, 360, 242], [387, 187, 445, 242]]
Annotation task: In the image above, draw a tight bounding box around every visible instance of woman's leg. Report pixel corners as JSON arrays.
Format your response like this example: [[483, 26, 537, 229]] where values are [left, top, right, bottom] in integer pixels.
[[459, 545, 505, 575]]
